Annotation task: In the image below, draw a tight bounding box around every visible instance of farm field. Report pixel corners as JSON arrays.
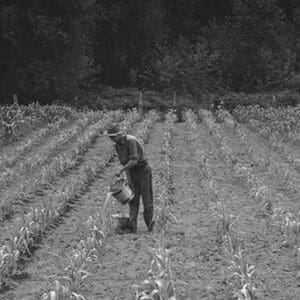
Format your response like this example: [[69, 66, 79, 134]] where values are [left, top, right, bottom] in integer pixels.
[[0, 104, 299, 300]]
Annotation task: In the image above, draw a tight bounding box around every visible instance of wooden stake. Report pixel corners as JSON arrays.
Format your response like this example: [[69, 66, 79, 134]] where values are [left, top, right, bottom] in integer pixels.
[[138, 91, 143, 113], [13, 94, 18, 104], [173, 91, 176, 107]]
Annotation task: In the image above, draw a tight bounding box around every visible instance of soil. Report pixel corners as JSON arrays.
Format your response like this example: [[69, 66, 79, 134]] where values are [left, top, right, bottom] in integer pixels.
[[0, 114, 299, 300]]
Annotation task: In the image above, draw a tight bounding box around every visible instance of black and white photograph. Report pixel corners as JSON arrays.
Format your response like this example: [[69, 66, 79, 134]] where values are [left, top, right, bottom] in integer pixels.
[[0, 0, 299, 299]]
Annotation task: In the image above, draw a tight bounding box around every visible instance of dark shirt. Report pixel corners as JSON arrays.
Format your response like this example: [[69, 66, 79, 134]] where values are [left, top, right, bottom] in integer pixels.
[[115, 135, 147, 167]]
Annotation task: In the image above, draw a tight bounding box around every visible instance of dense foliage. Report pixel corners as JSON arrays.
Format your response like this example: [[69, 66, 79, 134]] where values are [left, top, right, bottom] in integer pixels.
[[0, 0, 299, 103], [0, 0, 97, 103]]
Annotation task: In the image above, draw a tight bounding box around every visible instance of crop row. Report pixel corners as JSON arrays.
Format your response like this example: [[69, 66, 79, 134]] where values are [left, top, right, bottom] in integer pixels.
[[233, 107, 299, 165], [0, 103, 79, 143], [186, 109, 257, 299], [134, 110, 178, 300], [0, 114, 72, 169], [233, 105, 300, 138], [0, 110, 103, 190]]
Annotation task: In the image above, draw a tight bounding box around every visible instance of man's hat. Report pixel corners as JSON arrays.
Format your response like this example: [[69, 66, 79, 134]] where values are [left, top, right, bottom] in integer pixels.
[[103, 123, 123, 137]]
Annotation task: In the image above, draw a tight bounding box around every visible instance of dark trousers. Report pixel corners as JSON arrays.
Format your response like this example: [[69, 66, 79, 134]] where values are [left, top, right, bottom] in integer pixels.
[[126, 164, 153, 230]]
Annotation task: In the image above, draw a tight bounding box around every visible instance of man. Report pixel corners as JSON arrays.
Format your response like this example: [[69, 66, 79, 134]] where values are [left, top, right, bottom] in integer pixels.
[[104, 123, 155, 233]]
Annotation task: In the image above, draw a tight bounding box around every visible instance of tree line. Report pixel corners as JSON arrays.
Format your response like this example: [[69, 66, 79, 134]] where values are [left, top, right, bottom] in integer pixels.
[[0, 0, 299, 104]]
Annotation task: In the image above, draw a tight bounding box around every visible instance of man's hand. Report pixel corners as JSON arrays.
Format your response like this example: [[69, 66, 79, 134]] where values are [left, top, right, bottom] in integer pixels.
[[115, 169, 124, 177], [115, 159, 137, 178]]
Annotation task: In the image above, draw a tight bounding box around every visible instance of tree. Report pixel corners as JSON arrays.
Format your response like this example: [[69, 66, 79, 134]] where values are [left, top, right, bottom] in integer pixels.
[[201, 0, 295, 91], [94, 0, 166, 87], [0, 0, 97, 103]]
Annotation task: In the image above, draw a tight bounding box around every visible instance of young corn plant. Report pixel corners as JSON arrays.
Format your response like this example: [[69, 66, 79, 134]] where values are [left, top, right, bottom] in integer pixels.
[[248, 185, 276, 214], [79, 235, 103, 259], [184, 109, 198, 143], [207, 180, 220, 202], [154, 189, 177, 233], [272, 208, 300, 247], [0, 244, 19, 288], [195, 149, 209, 178], [90, 192, 115, 237], [210, 201, 235, 243], [87, 214, 106, 241], [42, 279, 86, 300], [137, 110, 159, 144], [200, 109, 238, 168], [184, 110, 210, 179], [210, 200, 257, 299], [230, 247, 256, 300], [273, 164, 296, 193], [223, 228, 256, 300], [0, 230, 30, 287], [61, 247, 95, 290], [215, 109, 238, 131], [119, 108, 141, 132], [154, 167, 175, 232], [133, 231, 177, 300]]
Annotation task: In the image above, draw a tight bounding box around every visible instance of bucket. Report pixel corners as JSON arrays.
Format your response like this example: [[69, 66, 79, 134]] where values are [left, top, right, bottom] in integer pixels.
[[110, 178, 134, 204], [112, 213, 129, 231]]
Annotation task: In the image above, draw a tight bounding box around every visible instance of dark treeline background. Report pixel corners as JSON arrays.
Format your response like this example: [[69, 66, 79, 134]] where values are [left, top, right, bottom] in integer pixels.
[[0, 0, 299, 104]]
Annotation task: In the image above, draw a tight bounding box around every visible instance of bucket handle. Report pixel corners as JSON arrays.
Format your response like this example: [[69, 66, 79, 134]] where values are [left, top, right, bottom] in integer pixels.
[[109, 174, 128, 189]]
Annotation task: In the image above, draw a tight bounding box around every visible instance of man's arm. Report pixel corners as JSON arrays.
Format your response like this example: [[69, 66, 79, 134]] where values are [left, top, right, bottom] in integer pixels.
[[116, 159, 137, 176], [115, 137, 140, 177]]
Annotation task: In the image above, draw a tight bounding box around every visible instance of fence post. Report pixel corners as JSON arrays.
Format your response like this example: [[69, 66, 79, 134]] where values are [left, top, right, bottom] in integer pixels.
[[13, 94, 18, 104], [138, 91, 143, 113]]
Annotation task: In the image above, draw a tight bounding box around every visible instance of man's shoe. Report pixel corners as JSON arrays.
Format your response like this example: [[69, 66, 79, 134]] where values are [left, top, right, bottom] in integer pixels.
[[148, 220, 155, 232], [116, 226, 136, 235]]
